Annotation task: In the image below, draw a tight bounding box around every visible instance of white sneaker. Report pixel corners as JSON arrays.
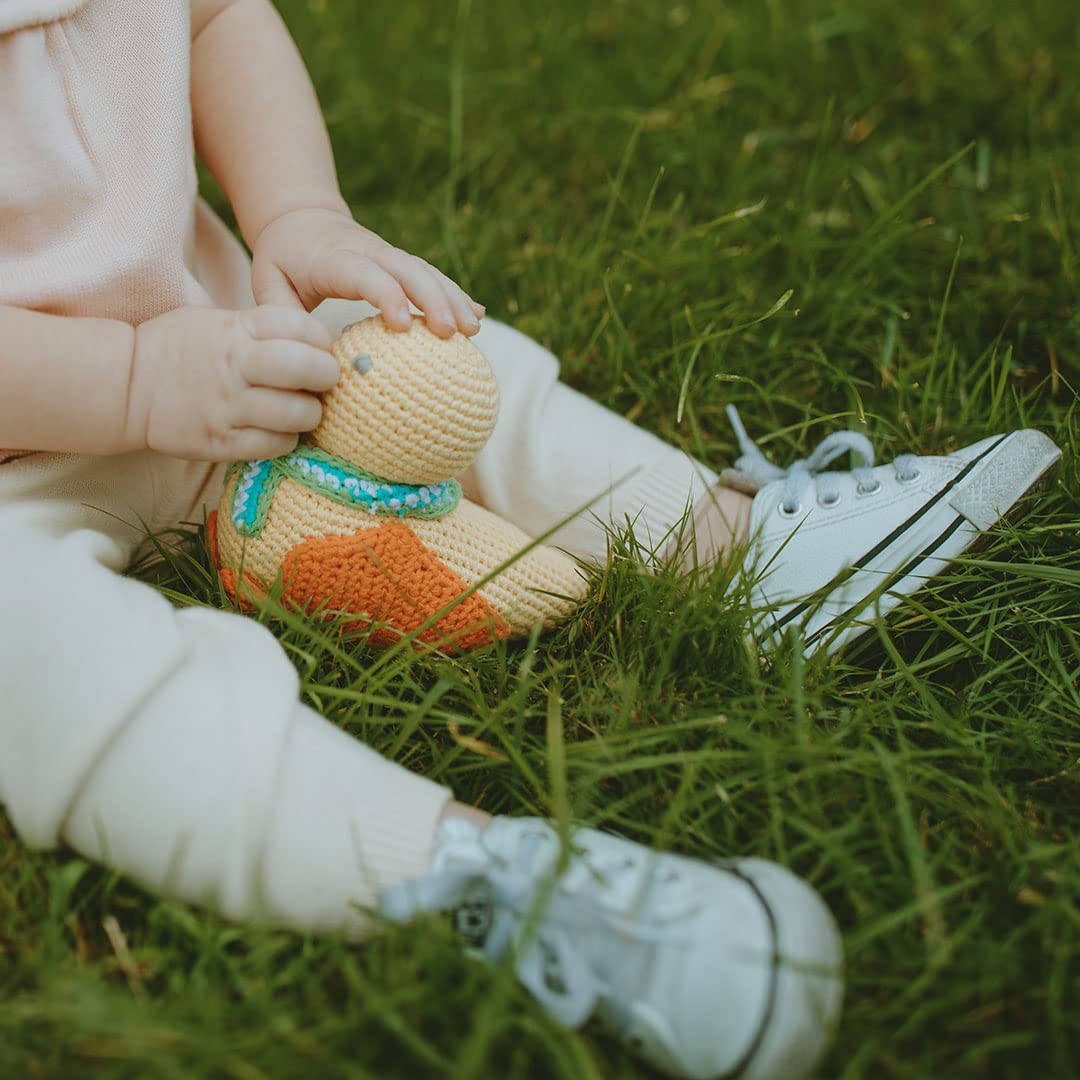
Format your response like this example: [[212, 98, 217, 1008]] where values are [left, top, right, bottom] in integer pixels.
[[379, 816, 844, 1079], [720, 407, 1062, 657]]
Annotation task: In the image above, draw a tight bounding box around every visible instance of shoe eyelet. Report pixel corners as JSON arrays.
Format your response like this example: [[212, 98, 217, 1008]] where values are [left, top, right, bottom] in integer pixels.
[[817, 492, 841, 509], [856, 479, 882, 496], [777, 502, 801, 519], [897, 469, 921, 484]]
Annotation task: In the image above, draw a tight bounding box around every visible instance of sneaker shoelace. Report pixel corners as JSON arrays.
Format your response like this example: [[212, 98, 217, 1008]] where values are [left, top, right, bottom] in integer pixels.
[[726, 405, 920, 514], [379, 820, 696, 1030]]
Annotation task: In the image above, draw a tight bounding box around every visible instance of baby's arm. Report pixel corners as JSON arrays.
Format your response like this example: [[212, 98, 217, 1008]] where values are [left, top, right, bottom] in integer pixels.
[[0, 304, 336, 460], [190, 0, 483, 338], [0, 307, 136, 455]]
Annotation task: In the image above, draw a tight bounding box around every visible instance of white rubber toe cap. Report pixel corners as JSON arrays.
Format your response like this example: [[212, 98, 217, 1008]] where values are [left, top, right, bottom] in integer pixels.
[[623, 857, 844, 1080]]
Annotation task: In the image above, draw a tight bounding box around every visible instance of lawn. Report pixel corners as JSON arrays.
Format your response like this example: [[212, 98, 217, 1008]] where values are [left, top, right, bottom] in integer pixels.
[[2, 0, 1078, 1076]]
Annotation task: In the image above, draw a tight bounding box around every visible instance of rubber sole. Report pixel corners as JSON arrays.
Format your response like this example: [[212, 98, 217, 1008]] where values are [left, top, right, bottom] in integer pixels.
[[948, 428, 1062, 531], [723, 859, 845, 1080]]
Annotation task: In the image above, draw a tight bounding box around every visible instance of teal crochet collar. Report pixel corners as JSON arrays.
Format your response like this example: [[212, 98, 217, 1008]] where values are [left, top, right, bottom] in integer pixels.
[[227, 444, 461, 538]]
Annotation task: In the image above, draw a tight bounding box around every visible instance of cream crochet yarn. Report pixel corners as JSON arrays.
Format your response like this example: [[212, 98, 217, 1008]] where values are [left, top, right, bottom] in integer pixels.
[[317, 317, 500, 484], [210, 315, 587, 650]]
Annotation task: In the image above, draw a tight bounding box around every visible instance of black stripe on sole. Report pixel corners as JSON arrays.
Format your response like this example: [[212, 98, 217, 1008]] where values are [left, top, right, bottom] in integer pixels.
[[715, 864, 781, 1080], [769, 434, 1010, 635], [803, 513, 968, 650]]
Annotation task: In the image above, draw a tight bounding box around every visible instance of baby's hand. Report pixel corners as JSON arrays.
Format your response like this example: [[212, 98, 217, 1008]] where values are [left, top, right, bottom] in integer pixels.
[[250, 208, 485, 339], [126, 306, 339, 462]]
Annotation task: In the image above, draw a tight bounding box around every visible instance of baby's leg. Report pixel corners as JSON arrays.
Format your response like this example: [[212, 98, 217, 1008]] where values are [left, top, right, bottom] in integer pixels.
[[0, 451, 451, 937], [312, 298, 744, 564], [464, 317, 722, 561]]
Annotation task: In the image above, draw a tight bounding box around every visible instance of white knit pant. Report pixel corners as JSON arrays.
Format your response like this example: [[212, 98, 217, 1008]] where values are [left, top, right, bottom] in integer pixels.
[[0, 301, 716, 937]]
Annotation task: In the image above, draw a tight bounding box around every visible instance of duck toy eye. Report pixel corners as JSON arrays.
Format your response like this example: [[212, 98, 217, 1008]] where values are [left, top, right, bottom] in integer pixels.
[[352, 353, 373, 374]]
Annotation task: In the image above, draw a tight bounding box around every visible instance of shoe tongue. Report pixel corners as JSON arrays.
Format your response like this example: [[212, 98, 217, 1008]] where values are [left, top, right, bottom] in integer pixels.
[[717, 466, 767, 496]]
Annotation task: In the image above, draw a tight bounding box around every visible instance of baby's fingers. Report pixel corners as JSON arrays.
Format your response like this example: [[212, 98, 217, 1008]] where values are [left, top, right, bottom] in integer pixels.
[[243, 306, 333, 351], [432, 266, 483, 336], [236, 388, 324, 435], [310, 251, 412, 331], [242, 341, 340, 393], [384, 253, 461, 338], [226, 429, 300, 462]]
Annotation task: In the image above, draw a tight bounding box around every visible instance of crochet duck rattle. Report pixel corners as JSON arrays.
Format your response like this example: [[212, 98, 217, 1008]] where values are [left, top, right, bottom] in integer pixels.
[[208, 315, 587, 650]]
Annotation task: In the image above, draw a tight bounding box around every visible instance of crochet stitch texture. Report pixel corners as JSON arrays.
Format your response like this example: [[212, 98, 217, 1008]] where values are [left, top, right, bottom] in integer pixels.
[[317, 314, 500, 484], [212, 315, 587, 650], [227, 446, 461, 538]]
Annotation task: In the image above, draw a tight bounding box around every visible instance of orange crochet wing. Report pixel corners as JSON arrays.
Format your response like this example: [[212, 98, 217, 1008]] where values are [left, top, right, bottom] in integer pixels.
[[208, 510, 509, 651]]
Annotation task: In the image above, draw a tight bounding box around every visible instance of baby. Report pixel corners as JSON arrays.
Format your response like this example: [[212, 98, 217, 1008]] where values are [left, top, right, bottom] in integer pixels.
[[0, 2, 1060, 1078]]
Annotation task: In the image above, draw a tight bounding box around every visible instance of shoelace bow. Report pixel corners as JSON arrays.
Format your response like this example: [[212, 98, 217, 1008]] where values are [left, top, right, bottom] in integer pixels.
[[379, 824, 695, 1029], [726, 404, 919, 514]]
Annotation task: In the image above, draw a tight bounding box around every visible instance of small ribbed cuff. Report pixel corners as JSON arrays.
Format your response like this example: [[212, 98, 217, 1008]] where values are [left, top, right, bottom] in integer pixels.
[[343, 753, 455, 895], [609, 449, 719, 559]]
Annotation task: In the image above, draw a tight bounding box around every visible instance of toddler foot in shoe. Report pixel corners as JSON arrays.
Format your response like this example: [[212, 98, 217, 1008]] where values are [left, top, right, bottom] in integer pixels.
[[379, 816, 844, 1080], [690, 408, 1062, 657]]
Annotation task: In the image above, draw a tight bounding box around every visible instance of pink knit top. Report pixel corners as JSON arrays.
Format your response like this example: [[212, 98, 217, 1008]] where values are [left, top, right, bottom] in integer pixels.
[[0, 0, 253, 325]]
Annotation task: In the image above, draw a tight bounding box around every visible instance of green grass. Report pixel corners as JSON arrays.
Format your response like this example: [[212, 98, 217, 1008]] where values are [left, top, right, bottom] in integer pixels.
[[3, 0, 1079, 1075]]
